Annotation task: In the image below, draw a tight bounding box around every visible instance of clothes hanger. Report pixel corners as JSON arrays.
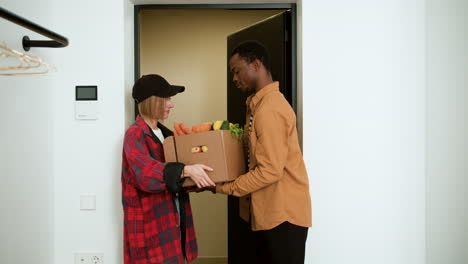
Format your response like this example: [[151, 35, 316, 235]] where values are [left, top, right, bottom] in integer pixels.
[[0, 42, 51, 76]]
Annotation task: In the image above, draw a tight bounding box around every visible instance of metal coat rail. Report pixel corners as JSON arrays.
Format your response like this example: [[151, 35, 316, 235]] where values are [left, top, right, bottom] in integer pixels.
[[0, 6, 69, 51]]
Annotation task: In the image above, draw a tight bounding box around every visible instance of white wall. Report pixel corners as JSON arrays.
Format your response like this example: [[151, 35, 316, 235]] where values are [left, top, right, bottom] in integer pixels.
[[302, 1, 426, 263], [1, 1, 129, 264], [124, 0, 135, 129], [0, 2, 54, 264], [427, 0, 468, 263], [49, 0, 125, 264], [3, 0, 467, 264]]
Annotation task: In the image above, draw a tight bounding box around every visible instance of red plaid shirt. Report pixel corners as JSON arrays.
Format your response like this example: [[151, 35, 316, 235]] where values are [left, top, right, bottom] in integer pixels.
[[121, 116, 198, 264]]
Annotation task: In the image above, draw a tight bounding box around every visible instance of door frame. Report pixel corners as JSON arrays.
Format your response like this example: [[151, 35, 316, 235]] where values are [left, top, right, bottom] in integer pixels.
[[133, 4, 297, 263], [133, 3, 298, 115]]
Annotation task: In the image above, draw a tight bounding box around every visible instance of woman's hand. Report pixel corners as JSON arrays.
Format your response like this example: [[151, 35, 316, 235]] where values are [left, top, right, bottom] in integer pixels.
[[183, 164, 215, 188]]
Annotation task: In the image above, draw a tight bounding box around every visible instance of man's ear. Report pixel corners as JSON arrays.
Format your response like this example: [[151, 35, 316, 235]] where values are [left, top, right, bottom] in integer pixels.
[[252, 59, 263, 71]]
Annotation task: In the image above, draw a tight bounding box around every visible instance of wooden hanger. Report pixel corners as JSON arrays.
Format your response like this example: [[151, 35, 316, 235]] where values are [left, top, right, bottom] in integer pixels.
[[0, 42, 51, 76]]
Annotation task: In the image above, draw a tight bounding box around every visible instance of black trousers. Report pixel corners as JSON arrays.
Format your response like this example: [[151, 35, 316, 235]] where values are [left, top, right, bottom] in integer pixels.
[[254, 221, 308, 264]]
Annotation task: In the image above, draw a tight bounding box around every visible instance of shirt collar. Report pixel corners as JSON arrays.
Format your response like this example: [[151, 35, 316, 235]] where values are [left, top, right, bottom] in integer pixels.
[[246, 81, 279, 112], [135, 115, 173, 138]]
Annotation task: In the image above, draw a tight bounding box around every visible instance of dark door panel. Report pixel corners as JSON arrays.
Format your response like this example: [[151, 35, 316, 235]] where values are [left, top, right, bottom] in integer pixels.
[[227, 11, 293, 126], [227, 11, 293, 264]]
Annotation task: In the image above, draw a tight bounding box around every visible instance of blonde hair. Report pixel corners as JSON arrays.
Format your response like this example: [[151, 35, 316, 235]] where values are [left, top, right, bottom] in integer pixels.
[[138, 96, 168, 120]]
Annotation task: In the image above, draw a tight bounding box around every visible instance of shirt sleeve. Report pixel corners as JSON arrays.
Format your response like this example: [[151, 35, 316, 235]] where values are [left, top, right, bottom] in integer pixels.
[[123, 127, 183, 193], [216, 108, 289, 197]]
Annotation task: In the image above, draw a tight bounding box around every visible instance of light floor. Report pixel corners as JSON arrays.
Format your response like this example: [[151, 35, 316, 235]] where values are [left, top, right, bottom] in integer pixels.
[[191, 257, 228, 264]]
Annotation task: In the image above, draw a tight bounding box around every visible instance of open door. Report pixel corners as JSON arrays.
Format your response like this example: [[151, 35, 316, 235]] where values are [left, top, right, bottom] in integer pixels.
[[227, 11, 294, 264]]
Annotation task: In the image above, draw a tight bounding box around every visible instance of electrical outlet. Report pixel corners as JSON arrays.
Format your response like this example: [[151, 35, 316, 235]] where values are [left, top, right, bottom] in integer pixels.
[[75, 253, 103, 264], [90, 254, 103, 264]]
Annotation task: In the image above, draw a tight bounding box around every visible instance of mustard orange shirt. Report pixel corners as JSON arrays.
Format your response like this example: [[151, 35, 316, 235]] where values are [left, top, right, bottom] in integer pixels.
[[216, 82, 312, 231]]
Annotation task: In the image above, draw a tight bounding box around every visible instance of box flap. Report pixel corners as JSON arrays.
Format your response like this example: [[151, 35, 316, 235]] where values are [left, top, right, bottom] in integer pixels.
[[163, 136, 177, 162], [222, 130, 246, 180]]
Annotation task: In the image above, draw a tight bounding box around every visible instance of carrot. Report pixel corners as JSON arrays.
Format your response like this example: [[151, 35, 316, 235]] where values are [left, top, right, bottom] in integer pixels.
[[173, 130, 180, 136], [192, 123, 212, 133], [173, 122, 185, 136], [200, 123, 212, 132], [180, 123, 193, 134]]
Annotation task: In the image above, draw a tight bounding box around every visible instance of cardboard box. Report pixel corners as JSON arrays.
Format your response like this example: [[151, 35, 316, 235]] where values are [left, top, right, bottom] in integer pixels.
[[163, 130, 246, 187]]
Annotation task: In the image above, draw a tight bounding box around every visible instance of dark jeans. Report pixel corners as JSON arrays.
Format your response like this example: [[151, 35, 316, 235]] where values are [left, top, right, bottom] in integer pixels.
[[254, 221, 308, 264]]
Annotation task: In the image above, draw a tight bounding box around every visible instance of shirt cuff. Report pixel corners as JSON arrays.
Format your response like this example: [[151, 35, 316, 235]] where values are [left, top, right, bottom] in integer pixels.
[[163, 162, 186, 193], [216, 182, 233, 195]]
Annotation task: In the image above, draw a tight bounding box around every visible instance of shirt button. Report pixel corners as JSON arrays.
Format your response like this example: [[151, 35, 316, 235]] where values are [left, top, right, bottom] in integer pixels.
[[176, 224, 180, 228]]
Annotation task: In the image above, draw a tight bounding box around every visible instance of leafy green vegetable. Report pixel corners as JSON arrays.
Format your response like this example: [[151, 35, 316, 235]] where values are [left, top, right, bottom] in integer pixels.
[[230, 123, 244, 142], [221, 120, 230, 130]]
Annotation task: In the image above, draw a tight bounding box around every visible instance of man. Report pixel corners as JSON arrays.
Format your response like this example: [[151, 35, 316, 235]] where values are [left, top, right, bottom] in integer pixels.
[[216, 41, 312, 264]]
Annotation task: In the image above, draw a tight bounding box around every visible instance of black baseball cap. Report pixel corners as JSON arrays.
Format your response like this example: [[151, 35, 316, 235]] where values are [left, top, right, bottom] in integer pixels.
[[132, 74, 185, 103]]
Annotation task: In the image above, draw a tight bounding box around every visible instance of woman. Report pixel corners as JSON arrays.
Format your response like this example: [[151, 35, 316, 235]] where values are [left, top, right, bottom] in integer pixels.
[[121, 74, 215, 264]]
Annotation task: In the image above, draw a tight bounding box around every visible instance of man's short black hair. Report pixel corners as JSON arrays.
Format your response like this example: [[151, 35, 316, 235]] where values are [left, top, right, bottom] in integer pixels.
[[231, 41, 271, 73]]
